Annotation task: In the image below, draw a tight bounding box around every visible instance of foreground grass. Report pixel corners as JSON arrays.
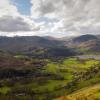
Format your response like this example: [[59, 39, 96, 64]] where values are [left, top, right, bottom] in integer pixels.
[[0, 87, 10, 94], [56, 84, 100, 100]]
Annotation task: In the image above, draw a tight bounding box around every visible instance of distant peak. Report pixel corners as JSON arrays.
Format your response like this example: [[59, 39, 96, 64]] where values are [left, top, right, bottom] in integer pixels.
[[73, 34, 98, 43]]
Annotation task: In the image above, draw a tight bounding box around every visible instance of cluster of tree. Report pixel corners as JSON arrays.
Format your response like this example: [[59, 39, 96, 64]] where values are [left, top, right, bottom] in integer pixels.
[[65, 64, 100, 93]]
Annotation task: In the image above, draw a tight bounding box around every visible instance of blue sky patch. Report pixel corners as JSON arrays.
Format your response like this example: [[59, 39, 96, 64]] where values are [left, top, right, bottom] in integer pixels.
[[11, 0, 32, 15]]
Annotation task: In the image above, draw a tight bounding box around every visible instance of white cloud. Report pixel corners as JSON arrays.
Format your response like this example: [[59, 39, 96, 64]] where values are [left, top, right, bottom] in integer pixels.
[[0, 0, 39, 34], [0, 0, 19, 17], [0, 16, 33, 32], [0, 0, 100, 37], [30, 0, 100, 36]]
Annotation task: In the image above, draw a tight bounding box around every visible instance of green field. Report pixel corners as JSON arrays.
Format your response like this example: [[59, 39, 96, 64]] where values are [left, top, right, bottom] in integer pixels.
[[0, 57, 99, 100]]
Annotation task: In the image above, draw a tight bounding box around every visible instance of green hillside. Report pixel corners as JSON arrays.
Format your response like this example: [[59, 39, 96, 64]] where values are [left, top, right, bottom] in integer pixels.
[[56, 84, 100, 100]]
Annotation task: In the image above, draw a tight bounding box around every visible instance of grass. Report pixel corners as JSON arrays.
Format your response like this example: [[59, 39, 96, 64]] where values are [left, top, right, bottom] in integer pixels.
[[0, 87, 10, 94], [63, 58, 100, 69], [0, 57, 99, 100], [45, 63, 59, 74], [56, 84, 100, 100], [54, 58, 100, 100], [32, 80, 68, 92], [44, 58, 100, 74]]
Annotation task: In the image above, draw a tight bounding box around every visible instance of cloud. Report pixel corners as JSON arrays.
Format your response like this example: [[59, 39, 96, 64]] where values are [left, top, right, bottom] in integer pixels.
[[0, 16, 33, 32], [0, 0, 100, 37], [30, 0, 100, 36], [31, 0, 89, 18], [0, 0, 38, 33], [0, 0, 19, 17]]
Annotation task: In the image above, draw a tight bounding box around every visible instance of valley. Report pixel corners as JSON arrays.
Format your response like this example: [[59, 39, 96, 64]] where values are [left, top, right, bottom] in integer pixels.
[[0, 34, 99, 100], [1, 0, 100, 99]]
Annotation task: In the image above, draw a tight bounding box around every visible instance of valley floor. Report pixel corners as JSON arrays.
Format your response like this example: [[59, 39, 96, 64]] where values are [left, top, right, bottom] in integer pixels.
[[0, 53, 100, 100]]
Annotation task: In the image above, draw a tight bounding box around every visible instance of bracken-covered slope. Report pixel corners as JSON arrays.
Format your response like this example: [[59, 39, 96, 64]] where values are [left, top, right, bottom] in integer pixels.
[[65, 34, 100, 52], [56, 84, 100, 100]]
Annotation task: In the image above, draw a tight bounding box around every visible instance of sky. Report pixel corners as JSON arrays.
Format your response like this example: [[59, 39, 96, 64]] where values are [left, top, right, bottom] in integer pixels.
[[0, 0, 100, 37]]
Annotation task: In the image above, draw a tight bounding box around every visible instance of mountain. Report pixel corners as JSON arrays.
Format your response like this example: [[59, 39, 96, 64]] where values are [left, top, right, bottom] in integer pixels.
[[73, 34, 97, 43], [0, 36, 77, 58], [66, 34, 100, 52], [0, 34, 99, 55], [0, 36, 62, 53], [43, 36, 58, 40]]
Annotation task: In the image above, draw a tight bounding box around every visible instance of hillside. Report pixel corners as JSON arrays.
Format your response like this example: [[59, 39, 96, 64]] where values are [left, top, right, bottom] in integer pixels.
[[0, 36, 77, 59], [0, 35, 100, 54], [73, 34, 97, 43], [56, 84, 100, 100], [0, 36, 62, 53], [65, 34, 100, 52], [0, 51, 46, 70]]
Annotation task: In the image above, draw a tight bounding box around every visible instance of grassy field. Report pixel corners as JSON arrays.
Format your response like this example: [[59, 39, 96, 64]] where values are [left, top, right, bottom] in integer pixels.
[[0, 57, 99, 100]]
